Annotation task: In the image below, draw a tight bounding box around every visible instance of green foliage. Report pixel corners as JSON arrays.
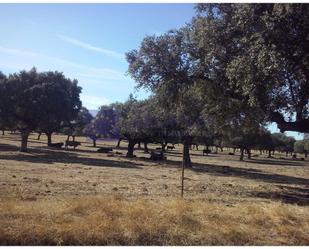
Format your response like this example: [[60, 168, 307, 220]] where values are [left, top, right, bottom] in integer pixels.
[[114, 96, 154, 142], [91, 105, 119, 138], [0, 68, 82, 150], [1, 68, 81, 134], [294, 140, 305, 153], [0, 72, 12, 130], [36, 71, 82, 137], [255, 129, 274, 151], [271, 133, 296, 153], [192, 3, 309, 133], [294, 139, 309, 154], [62, 107, 92, 137]]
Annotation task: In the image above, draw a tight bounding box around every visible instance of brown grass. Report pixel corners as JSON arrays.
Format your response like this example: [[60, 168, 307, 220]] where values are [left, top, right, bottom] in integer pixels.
[[0, 196, 308, 245], [0, 132, 309, 245]]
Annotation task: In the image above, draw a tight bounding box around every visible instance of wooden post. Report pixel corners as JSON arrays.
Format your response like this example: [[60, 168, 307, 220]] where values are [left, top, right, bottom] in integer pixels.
[[181, 160, 185, 198]]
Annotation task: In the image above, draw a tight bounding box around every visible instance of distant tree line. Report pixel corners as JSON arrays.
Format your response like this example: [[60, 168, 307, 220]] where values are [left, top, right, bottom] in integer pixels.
[[0, 68, 307, 163]]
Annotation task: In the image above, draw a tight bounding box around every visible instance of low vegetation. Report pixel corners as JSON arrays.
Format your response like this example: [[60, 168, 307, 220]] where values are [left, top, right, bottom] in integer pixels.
[[1, 196, 308, 246], [0, 133, 308, 245]]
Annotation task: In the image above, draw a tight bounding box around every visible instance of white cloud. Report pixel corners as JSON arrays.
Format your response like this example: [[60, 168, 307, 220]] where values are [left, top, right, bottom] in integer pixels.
[[0, 45, 133, 108], [0, 46, 39, 57], [80, 94, 110, 110], [57, 34, 124, 60], [0, 45, 127, 81]]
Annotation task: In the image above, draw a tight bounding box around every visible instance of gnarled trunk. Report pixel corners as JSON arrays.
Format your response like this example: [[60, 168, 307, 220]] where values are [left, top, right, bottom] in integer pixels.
[[161, 142, 167, 152], [144, 142, 149, 153], [20, 131, 30, 152], [2, 130, 4, 135], [247, 149, 251, 159], [126, 140, 135, 158], [37, 132, 42, 140], [93, 139, 96, 147], [239, 148, 244, 161], [116, 138, 121, 148], [46, 132, 52, 146], [270, 112, 309, 133], [268, 150, 272, 158]]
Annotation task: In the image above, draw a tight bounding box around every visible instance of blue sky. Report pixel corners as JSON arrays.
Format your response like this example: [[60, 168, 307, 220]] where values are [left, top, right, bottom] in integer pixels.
[[0, 3, 195, 108], [0, 3, 303, 139]]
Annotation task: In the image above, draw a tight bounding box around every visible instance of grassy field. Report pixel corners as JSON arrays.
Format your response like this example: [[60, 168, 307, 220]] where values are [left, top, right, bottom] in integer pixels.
[[0, 132, 308, 245]]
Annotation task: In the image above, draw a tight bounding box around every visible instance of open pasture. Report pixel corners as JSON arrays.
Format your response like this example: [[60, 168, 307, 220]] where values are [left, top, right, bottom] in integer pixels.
[[0, 132, 308, 245]]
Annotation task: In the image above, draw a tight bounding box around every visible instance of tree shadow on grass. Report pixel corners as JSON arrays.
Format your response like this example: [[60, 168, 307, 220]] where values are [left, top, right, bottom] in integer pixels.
[[144, 156, 309, 187], [0, 144, 142, 170], [251, 185, 309, 206], [165, 150, 219, 158], [1, 141, 308, 187], [0, 143, 19, 152], [247, 158, 306, 167], [191, 162, 309, 186]]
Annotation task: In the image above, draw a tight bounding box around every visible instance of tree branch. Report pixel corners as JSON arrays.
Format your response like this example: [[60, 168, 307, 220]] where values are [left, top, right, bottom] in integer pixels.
[[270, 112, 309, 133]]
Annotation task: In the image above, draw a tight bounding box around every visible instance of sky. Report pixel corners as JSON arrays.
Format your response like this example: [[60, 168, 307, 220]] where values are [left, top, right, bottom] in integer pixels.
[[0, 3, 303, 140]]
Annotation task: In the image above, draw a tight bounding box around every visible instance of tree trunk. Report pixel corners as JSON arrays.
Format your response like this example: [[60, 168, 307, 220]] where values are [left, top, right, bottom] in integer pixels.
[[268, 150, 272, 158], [116, 138, 121, 148], [233, 148, 236, 154], [239, 148, 244, 161], [126, 140, 135, 158], [305, 151, 308, 158], [161, 142, 167, 152], [37, 132, 41, 140], [73, 136, 76, 142], [2, 130, 4, 135], [144, 142, 149, 153], [93, 139, 96, 147], [220, 147, 223, 152], [260, 149, 262, 155], [247, 149, 251, 159], [137, 142, 141, 149], [46, 132, 52, 146], [67, 135, 70, 141], [183, 141, 192, 168], [20, 131, 30, 152]]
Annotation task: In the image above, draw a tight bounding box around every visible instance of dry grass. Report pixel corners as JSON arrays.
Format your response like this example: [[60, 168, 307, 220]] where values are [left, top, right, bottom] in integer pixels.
[[0, 196, 308, 245], [0, 132, 309, 245]]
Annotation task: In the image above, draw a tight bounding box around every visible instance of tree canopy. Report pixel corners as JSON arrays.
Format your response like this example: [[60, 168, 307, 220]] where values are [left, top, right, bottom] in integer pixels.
[[192, 3, 309, 133], [0, 68, 82, 151]]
